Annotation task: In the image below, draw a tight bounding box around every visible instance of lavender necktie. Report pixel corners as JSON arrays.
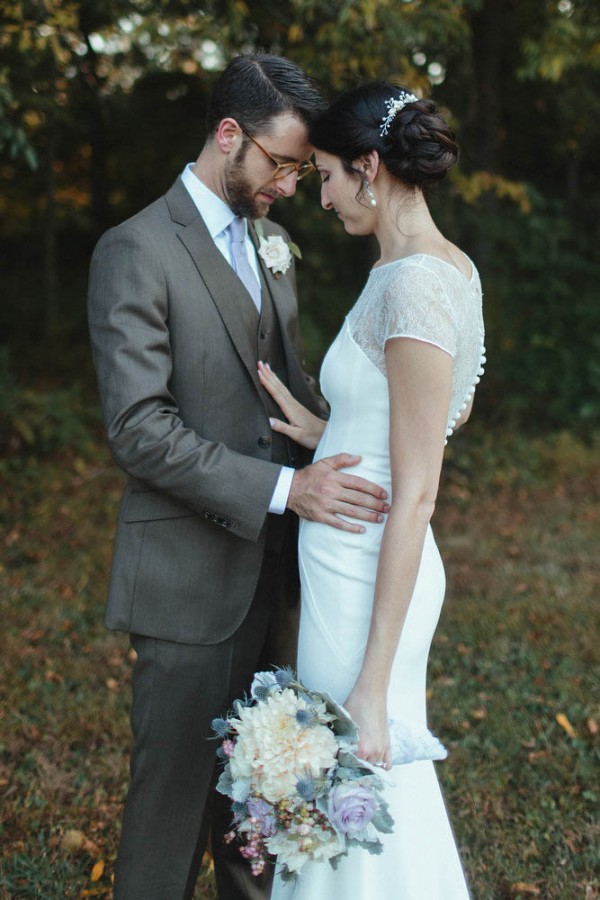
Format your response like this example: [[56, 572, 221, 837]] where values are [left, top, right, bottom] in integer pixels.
[[229, 217, 261, 312]]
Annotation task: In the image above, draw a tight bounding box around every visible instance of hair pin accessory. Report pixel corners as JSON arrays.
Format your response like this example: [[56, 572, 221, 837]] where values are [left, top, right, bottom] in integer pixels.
[[379, 91, 419, 136]]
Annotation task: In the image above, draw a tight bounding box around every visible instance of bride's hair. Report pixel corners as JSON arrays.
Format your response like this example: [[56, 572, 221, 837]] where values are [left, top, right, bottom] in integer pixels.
[[309, 81, 458, 190]]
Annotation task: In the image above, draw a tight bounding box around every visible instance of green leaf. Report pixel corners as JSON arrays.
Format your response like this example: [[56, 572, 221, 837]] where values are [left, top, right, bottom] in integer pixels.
[[288, 240, 302, 259]]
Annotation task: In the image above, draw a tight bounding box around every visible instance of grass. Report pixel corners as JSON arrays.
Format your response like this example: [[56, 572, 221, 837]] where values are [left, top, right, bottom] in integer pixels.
[[0, 429, 598, 899]]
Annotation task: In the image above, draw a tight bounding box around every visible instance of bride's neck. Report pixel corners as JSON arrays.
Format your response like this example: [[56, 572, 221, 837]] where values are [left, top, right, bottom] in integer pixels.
[[374, 189, 440, 265]]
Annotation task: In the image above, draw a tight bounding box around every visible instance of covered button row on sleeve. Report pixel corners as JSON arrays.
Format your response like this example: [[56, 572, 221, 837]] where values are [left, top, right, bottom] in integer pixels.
[[202, 510, 237, 529]]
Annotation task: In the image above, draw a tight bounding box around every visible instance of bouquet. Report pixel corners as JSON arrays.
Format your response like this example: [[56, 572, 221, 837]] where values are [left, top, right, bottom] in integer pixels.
[[213, 668, 445, 880]]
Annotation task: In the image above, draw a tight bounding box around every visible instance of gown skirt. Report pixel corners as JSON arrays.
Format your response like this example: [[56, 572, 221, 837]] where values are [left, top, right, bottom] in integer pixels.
[[271, 319, 471, 899]]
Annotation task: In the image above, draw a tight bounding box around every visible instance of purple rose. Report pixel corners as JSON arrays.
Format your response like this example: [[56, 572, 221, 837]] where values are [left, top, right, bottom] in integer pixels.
[[247, 798, 277, 837], [327, 782, 378, 834]]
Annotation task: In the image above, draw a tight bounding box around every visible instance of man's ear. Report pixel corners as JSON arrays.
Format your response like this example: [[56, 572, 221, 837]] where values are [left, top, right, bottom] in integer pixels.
[[215, 118, 242, 155], [355, 149, 380, 181]]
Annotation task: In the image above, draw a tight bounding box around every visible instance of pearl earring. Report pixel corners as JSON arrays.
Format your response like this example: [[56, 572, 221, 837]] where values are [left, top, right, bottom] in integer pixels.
[[364, 180, 377, 208]]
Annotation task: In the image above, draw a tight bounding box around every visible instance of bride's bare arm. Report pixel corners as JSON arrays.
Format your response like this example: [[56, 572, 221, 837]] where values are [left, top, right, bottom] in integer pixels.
[[343, 337, 452, 768], [257, 361, 326, 450]]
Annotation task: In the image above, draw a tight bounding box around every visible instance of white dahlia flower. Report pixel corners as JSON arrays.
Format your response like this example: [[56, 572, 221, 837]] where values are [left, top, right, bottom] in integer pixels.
[[229, 688, 338, 803]]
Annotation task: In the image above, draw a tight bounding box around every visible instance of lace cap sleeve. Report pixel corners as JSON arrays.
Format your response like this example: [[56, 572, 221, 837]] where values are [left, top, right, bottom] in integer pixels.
[[381, 262, 457, 358]]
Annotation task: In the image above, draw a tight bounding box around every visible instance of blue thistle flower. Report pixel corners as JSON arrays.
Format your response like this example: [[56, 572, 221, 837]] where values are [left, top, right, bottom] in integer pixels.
[[274, 666, 295, 689], [252, 684, 271, 702], [296, 776, 317, 801], [212, 717, 230, 738], [295, 708, 317, 727]]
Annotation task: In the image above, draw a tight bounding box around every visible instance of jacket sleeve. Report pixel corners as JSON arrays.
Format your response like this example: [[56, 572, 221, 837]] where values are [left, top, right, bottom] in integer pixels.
[[87, 223, 281, 543]]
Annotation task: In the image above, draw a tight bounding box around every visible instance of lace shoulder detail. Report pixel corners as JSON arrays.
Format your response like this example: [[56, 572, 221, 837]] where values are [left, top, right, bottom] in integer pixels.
[[347, 258, 457, 376], [345, 254, 486, 442]]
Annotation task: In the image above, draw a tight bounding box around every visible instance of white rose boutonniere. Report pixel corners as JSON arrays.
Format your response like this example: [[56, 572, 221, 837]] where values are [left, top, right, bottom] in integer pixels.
[[255, 220, 301, 278]]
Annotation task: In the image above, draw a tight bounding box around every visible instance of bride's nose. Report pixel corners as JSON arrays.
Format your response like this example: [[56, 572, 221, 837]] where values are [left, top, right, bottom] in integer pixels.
[[321, 185, 333, 210]]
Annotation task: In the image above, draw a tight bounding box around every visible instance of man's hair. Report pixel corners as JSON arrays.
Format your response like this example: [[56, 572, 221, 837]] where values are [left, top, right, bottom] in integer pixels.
[[206, 53, 325, 136]]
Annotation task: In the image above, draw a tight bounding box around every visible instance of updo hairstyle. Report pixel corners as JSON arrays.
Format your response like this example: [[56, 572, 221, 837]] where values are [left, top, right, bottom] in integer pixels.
[[309, 81, 458, 190]]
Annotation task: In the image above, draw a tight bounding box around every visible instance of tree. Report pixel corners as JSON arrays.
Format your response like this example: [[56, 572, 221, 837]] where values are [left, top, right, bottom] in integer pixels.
[[1, 0, 599, 429]]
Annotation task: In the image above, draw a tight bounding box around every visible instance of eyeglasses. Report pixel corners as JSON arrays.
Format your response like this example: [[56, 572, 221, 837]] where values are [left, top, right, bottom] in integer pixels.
[[240, 125, 315, 181]]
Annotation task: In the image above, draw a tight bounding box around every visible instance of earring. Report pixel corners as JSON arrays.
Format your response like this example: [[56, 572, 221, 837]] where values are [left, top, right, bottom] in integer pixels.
[[363, 180, 377, 208]]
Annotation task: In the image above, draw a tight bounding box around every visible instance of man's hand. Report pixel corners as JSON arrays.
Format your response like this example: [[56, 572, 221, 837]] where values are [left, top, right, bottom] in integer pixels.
[[287, 454, 389, 533]]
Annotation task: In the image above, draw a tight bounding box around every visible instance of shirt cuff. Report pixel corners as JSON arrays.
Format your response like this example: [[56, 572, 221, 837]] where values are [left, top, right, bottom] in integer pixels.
[[268, 466, 295, 515]]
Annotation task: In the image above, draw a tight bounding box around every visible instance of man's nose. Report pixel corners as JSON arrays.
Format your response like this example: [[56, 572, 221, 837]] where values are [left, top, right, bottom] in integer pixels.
[[275, 171, 299, 197]]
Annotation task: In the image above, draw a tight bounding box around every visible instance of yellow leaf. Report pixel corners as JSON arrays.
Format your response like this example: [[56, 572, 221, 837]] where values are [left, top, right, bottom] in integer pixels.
[[510, 883, 540, 896], [556, 713, 577, 738], [90, 859, 105, 882]]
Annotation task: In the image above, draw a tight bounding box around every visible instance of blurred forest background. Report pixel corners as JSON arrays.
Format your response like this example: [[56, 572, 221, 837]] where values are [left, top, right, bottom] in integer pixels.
[[1, 1, 599, 898], [2, 0, 600, 435]]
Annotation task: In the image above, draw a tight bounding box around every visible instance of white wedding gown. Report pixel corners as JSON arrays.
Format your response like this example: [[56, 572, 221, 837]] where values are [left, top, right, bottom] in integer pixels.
[[272, 254, 485, 900]]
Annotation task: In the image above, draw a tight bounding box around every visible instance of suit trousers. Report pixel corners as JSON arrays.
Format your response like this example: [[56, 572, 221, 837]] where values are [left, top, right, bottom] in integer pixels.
[[113, 541, 299, 900]]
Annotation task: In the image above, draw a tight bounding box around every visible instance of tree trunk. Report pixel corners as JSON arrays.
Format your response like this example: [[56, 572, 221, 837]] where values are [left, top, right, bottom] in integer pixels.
[[42, 105, 59, 337]]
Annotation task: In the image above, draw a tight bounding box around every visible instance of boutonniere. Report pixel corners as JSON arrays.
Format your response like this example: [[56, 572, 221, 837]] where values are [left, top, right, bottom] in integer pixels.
[[254, 220, 301, 278]]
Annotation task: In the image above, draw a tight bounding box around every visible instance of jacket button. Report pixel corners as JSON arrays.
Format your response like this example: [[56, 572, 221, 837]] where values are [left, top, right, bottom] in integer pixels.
[[259, 330, 267, 340], [258, 436, 271, 449]]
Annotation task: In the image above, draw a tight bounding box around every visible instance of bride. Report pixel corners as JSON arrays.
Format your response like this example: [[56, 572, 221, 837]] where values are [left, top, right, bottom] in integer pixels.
[[259, 81, 485, 898]]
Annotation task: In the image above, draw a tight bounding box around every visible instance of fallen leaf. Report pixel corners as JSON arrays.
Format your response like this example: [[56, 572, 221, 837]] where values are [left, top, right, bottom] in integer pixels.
[[62, 829, 86, 852], [91, 860, 105, 882], [556, 713, 577, 738], [105, 677, 119, 692], [510, 883, 540, 896], [22, 628, 45, 643], [83, 836, 101, 856], [528, 750, 551, 763], [564, 831, 580, 853], [586, 717, 598, 736]]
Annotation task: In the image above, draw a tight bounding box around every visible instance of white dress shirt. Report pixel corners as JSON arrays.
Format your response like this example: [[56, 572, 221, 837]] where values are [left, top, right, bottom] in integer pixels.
[[180, 164, 294, 515]]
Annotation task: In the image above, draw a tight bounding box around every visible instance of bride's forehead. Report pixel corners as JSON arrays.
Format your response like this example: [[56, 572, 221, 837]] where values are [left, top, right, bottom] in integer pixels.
[[314, 150, 341, 168]]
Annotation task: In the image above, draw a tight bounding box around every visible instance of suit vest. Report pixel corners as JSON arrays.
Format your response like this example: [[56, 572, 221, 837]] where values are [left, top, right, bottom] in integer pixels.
[[256, 281, 291, 468], [253, 270, 296, 553]]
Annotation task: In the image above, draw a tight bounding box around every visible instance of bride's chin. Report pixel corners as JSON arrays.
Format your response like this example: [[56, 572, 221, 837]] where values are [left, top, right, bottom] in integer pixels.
[[344, 221, 371, 237]]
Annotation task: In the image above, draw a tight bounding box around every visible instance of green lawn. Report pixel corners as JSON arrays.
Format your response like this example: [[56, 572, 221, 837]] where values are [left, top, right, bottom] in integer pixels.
[[0, 430, 598, 899]]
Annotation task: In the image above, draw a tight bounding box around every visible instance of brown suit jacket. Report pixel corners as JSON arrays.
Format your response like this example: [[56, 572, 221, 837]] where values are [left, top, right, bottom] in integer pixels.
[[88, 177, 321, 644]]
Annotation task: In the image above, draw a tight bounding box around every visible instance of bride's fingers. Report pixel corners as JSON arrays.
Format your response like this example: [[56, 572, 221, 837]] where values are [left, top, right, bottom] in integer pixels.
[[258, 362, 294, 407], [268, 417, 296, 438]]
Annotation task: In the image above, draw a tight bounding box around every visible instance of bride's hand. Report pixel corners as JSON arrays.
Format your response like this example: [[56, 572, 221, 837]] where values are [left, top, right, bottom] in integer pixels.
[[257, 361, 326, 451], [344, 686, 392, 771]]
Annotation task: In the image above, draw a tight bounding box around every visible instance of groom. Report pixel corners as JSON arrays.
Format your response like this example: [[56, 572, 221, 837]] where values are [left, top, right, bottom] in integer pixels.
[[88, 53, 388, 900]]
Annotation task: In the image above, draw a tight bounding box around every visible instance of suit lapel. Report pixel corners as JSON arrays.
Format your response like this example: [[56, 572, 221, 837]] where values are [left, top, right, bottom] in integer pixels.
[[167, 180, 263, 396], [166, 179, 318, 415]]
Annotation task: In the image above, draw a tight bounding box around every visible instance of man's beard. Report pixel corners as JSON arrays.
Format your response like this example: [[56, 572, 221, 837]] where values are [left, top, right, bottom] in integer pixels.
[[225, 144, 270, 219]]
